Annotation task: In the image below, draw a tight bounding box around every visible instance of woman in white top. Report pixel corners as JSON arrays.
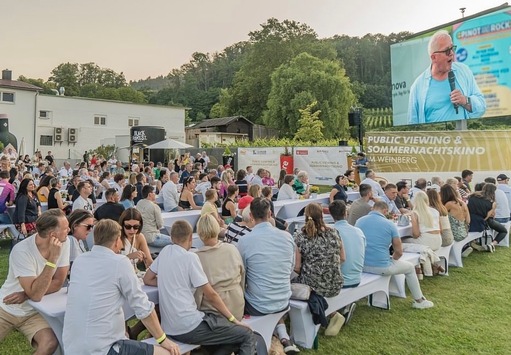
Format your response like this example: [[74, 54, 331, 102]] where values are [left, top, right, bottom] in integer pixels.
[[277, 174, 298, 201], [67, 209, 94, 264], [408, 190, 442, 251]]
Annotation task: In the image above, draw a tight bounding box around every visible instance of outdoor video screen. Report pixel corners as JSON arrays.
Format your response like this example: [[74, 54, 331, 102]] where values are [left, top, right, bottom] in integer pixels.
[[391, 6, 511, 126]]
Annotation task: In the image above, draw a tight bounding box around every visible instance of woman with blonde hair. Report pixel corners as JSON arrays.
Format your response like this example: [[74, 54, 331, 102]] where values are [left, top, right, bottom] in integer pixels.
[[293, 203, 345, 336], [407, 190, 442, 251], [427, 189, 453, 247], [195, 214, 245, 320], [248, 184, 261, 198]]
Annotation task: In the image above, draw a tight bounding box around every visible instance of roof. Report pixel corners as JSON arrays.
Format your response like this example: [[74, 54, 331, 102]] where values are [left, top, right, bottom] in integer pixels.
[[0, 79, 42, 92], [191, 116, 254, 129]]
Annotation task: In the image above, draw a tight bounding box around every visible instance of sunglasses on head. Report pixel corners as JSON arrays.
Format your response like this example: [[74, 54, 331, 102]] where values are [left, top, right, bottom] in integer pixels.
[[80, 223, 94, 231], [124, 224, 140, 230]]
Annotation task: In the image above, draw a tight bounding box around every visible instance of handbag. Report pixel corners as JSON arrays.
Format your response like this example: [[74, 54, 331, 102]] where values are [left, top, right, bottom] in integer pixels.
[[290, 283, 312, 301]]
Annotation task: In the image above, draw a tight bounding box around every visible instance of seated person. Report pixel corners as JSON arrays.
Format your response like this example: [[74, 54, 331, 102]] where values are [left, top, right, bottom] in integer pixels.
[[178, 177, 201, 210], [195, 214, 245, 320], [405, 191, 442, 251], [136, 185, 172, 247], [63, 219, 180, 355], [221, 185, 238, 224], [330, 175, 348, 203], [0, 209, 70, 354], [292, 171, 310, 198], [355, 201, 434, 309], [238, 198, 300, 353], [143, 220, 255, 354], [277, 174, 298, 201], [93, 188, 125, 221], [225, 205, 254, 246]]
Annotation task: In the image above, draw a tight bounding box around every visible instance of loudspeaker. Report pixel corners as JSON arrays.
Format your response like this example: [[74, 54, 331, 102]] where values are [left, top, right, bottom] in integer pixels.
[[54, 127, 63, 142], [68, 128, 77, 143], [348, 112, 361, 126]]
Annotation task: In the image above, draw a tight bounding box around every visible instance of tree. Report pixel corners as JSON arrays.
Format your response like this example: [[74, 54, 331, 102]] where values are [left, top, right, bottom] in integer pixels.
[[49, 62, 80, 96], [221, 18, 336, 123], [17, 76, 56, 94], [294, 101, 324, 141], [265, 52, 355, 138]]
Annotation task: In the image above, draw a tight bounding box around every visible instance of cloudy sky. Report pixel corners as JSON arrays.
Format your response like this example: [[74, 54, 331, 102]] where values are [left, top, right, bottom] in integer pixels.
[[2, 0, 505, 81]]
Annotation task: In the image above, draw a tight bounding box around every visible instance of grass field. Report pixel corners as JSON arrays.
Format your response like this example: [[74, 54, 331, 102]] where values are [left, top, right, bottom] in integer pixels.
[[1, 239, 510, 354]]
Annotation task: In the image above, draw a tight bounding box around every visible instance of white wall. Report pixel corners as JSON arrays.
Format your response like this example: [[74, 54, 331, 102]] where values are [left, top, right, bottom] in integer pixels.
[[0, 89, 37, 155], [36, 95, 186, 160]]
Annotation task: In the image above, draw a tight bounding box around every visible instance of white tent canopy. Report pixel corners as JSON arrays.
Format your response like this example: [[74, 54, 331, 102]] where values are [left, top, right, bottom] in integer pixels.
[[145, 138, 192, 150]]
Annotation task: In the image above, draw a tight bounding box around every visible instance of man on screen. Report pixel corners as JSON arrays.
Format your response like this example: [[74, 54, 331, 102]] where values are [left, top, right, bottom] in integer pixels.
[[408, 30, 486, 124]]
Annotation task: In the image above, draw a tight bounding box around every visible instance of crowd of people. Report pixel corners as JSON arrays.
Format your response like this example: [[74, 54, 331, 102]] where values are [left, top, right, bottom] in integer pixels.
[[1, 147, 510, 354]]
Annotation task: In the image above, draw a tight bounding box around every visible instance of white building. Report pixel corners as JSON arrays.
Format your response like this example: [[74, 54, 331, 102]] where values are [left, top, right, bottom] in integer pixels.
[[0, 69, 186, 160]]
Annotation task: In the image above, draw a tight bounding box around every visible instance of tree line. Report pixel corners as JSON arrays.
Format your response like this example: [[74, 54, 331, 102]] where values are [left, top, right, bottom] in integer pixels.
[[20, 18, 412, 138]]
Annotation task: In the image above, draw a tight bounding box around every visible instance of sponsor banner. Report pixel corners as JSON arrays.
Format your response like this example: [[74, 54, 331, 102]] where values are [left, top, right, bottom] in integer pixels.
[[237, 147, 285, 179], [367, 131, 511, 173], [293, 147, 351, 186]]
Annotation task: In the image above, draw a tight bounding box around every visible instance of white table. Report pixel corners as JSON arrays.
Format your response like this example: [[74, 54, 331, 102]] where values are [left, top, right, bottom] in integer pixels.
[[347, 191, 360, 201], [162, 210, 202, 233], [397, 224, 413, 237], [274, 193, 330, 219], [28, 284, 158, 352]]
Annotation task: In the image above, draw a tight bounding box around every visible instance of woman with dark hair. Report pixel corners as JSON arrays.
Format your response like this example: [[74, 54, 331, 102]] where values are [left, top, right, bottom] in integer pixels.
[[48, 177, 71, 213], [344, 169, 358, 191], [179, 177, 201, 210], [234, 169, 248, 197], [67, 209, 94, 263], [99, 171, 111, 193], [329, 175, 349, 203], [440, 184, 470, 242], [36, 175, 53, 203], [119, 208, 153, 270], [9, 167, 20, 193], [277, 169, 287, 188], [13, 178, 41, 237], [427, 189, 453, 246], [293, 202, 345, 336], [120, 184, 137, 209], [22, 154, 32, 171], [277, 175, 298, 201], [222, 185, 238, 224], [467, 183, 507, 252]]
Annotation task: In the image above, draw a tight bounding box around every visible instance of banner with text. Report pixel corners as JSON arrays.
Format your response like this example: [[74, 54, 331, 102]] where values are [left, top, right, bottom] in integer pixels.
[[237, 147, 284, 179], [367, 131, 511, 172], [293, 147, 351, 185]]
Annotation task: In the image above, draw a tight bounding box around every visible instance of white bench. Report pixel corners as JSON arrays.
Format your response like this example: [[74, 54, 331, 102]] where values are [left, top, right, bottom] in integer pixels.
[[289, 273, 391, 349], [242, 307, 290, 355], [436, 244, 453, 276], [449, 231, 484, 267], [142, 337, 199, 354], [389, 252, 421, 298]]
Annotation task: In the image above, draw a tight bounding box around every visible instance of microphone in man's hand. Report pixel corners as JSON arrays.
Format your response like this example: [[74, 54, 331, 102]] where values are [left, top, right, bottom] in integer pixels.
[[448, 71, 458, 114]]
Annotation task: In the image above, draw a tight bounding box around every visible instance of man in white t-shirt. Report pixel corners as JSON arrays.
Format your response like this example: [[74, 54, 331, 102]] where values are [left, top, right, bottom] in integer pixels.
[[63, 219, 180, 355], [0, 209, 70, 354], [161, 171, 180, 212], [143, 220, 255, 354], [72, 181, 94, 212], [58, 161, 73, 178]]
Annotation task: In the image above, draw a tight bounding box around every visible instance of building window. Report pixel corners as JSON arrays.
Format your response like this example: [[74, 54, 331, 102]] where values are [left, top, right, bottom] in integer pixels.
[[39, 110, 51, 119], [0, 92, 15, 103], [128, 118, 139, 127], [40, 135, 53, 146], [94, 115, 106, 125]]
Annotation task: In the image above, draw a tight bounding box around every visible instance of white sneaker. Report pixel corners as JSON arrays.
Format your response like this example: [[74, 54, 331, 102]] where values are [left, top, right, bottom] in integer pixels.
[[412, 299, 434, 309]]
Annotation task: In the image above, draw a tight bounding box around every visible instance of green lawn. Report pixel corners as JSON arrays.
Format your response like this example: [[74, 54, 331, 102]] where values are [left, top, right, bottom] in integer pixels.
[[1, 239, 510, 354]]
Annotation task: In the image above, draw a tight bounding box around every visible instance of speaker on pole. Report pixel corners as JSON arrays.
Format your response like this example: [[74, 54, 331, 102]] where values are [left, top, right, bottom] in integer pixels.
[[348, 112, 361, 126]]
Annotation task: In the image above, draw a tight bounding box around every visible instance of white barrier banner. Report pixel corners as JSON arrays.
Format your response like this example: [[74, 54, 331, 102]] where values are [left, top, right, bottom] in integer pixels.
[[293, 147, 351, 186], [237, 147, 285, 179]]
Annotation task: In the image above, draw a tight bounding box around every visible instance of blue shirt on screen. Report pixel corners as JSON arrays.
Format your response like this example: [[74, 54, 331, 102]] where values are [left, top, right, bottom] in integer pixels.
[[355, 211, 399, 268], [237, 221, 294, 314], [408, 62, 486, 124], [334, 220, 366, 287]]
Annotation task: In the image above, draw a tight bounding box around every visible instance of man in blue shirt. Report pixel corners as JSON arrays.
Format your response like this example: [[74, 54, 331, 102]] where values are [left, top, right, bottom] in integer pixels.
[[408, 30, 486, 124], [355, 201, 434, 309], [238, 197, 299, 354]]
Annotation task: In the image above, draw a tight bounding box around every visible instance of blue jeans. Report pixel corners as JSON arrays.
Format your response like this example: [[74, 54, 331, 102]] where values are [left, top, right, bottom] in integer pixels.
[[148, 233, 172, 247], [495, 217, 510, 224]]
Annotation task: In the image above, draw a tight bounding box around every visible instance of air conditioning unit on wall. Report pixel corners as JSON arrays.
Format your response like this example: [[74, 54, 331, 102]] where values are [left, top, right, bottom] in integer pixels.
[[68, 128, 77, 143], [54, 127, 63, 142]]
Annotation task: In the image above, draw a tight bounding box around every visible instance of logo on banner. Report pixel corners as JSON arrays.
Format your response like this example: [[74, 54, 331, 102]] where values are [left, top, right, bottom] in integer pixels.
[[132, 130, 147, 143], [252, 150, 267, 155], [296, 150, 308, 155]]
